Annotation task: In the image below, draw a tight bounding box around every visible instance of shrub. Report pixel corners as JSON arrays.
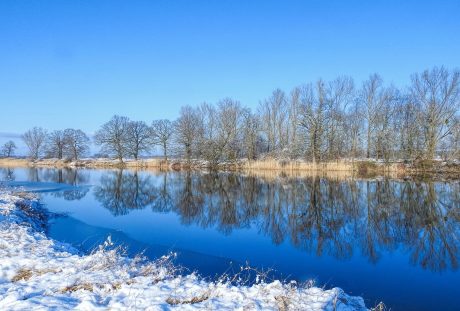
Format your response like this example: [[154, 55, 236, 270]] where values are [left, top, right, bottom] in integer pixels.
[[357, 161, 377, 175]]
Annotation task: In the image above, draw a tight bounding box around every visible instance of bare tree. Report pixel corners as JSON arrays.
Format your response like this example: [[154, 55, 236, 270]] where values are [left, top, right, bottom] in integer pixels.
[[410, 67, 460, 159], [242, 111, 262, 160], [325, 76, 355, 160], [197, 103, 219, 163], [94, 115, 130, 161], [126, 121, 151, 160], [22, 127, 47, 159], [397, 96, 423, 161], [447, 116, 460, 160], [374, 86, 399, 162], [216, 98, 245, 162], [196, 99, 247, 165], [174, 106, 202, 162], [361, 74, 386, 159], [151, 119, 174, 160], [64, 129, 90, 160], [16, 67, 459, 165], [45, 130, 66, 159], [299, 81, 328, 163], [287, 87, 303, 157], [346, 99, 363, 161], [1, 141, 16, 157], [258, 89, 288, 153]]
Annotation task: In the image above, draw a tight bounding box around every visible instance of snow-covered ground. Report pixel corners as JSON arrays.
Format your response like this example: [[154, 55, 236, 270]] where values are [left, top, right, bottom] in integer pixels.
[[0, 191, 368, 310]]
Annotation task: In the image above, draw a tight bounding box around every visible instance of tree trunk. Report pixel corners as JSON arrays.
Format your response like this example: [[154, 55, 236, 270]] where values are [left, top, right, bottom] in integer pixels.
[[367, 126, 371, 158]]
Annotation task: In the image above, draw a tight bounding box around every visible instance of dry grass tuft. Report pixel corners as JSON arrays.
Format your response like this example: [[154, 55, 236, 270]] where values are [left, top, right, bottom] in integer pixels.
[[15, 201, 47, 225], [166, 292, 210, 305], [370, 302, 388, 311], [11, 266, 61, 283], [61, 282, 94, 293], [275, 295, 291, 311], [14, 192, 36, 200], [111, 282, 122, 290], [11, 268, 34, 282]]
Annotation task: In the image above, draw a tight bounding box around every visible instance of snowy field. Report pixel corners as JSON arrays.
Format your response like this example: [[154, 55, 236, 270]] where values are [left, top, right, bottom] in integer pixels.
[[0, 191, 368, 310]]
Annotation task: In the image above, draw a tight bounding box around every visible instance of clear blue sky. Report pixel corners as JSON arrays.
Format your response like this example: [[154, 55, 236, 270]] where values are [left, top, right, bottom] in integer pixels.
[[0, 0, 459, 142]]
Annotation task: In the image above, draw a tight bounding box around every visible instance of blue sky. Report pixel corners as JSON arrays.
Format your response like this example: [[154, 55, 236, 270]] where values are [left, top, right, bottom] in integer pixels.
[[0, 0, 459, 153]]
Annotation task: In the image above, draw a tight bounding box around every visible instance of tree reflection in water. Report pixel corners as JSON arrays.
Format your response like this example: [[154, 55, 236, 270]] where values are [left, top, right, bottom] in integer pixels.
[[12, 168, 90, 201], [93, 170, 158, 216], [93, 170, 460, 272], [0, 168, 16, 181], [41, 168, 90, 201]]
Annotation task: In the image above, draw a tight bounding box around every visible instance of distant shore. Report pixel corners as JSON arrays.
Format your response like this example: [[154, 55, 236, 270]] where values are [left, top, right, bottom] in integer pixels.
[[1, 157, 459, 177], [0, 157, 169, 169]]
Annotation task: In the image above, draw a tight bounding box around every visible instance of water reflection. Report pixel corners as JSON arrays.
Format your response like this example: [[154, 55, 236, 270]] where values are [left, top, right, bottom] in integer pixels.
[[0, 168, 15, 181], [93, 170, 158, 215], [20, 168, 90, 200], [93, 171, 460, 272]]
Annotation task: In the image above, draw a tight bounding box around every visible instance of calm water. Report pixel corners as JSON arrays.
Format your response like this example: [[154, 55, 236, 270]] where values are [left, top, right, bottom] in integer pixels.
[[1, 167, 459, 310]]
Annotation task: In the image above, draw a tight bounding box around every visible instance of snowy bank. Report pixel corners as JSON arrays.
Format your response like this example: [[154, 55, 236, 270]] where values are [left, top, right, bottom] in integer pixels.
[[0, 191, 368, 310]]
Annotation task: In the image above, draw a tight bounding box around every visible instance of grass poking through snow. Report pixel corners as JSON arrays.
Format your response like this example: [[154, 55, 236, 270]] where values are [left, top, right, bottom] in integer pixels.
[[0, 190, 370, 310]]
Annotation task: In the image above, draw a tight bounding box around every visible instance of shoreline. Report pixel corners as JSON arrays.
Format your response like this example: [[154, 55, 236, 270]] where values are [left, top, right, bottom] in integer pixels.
[[0, 191, 370, 310], [1, 157, 459, 178]]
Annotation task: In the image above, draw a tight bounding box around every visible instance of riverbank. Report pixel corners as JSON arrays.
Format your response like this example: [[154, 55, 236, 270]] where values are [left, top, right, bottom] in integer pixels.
[[0, 158, 168, 169], [0, 191, 369, 310], [1, 157, 459, 177]]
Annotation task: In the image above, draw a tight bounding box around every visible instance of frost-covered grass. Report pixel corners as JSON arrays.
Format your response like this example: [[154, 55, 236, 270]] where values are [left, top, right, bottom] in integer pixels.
[[0, 191, 369, 310]]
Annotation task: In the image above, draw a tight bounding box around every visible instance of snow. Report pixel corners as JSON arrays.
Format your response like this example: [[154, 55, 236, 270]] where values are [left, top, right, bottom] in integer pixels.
[[0, 191, 368, 310]]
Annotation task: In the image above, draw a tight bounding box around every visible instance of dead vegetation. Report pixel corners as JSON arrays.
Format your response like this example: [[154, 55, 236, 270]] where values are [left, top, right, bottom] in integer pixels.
[[11, 268, 34, 282], [370, 302, 388, 311], [166, 292, 210, 305], [0, 192, 379, 310], [11, 267, 61, 282], [61, 282, 94, 293], [0, 158, 29, 167], [2, 157, 459, 177], [0, 157, 168, 169], [242, 159, 355, 172], [275, 295, 290, 311], [15, 200, 47, 225]]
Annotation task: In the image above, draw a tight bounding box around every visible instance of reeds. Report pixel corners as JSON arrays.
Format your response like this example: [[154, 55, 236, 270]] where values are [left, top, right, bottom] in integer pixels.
[[0, 158, 29, 167], [1, 157, 446, 177], [242, 159, 355, 171]]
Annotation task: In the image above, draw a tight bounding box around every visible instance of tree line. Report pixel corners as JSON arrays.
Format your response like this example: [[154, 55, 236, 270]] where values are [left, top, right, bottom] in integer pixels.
[[9, 66, 460, 163]]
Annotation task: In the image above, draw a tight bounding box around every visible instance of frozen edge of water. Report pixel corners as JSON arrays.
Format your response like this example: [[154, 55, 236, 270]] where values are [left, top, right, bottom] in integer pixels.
[[0, 190, 368, 310]]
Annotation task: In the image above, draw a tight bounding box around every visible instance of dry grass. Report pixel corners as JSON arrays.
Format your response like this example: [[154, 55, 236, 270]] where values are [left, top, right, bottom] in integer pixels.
[[15, 200, 47, 224], [275, 295, 291, 311], [11, 267, 61, 282], [370, 302, 388, 311], [166, 292, 210, 305], [14, 192, 36, 200], [0, 156, 430, 177], [242, 159, 356, 172], [111, 282, 122, 290], [123, 159, 168, 169], [0, 157, 170, 169], [241, 159, 405, 179], [0, 158, 30, 167], [11, 268, 34, 282], [60, 282, 94, 293]]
